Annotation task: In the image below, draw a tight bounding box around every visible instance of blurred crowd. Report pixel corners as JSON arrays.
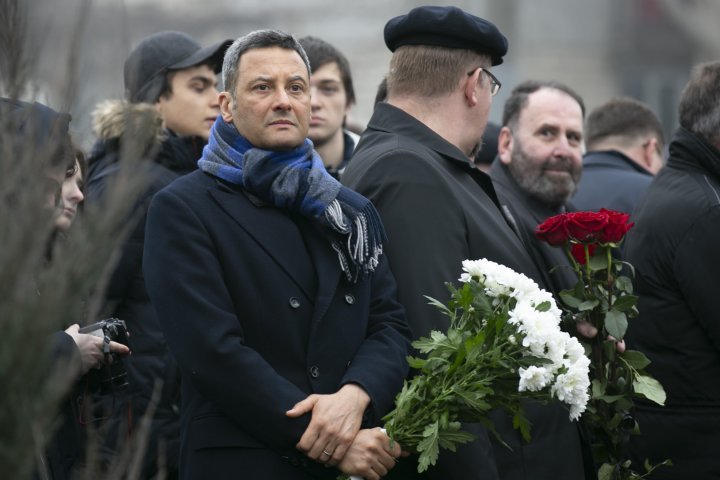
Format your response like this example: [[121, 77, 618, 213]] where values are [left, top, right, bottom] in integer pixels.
[[4, 4, 720, 480]]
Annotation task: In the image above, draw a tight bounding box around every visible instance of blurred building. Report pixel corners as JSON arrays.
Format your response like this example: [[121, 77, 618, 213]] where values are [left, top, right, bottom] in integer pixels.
[[19, 0, 719, 148]]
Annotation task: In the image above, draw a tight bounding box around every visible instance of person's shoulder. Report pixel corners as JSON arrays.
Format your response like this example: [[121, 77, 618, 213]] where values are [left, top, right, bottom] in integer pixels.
[[154, 169, 212, 201], [344, 144, 440, 193]]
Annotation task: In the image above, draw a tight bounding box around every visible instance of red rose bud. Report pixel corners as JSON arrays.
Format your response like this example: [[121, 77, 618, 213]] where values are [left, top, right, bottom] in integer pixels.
[[565, 211, 609, 242], [598, 208, 634, 243], [571, 242, 597, 265], [535, 213, 569, 246]]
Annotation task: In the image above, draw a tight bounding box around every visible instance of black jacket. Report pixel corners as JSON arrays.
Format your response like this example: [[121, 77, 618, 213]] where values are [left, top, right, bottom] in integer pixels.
[[85, 101, 205, 478], [625, 127, 720, 479], [143, 170, 412, 479], [490, 159, 577, 295], [42, 332, 83, 480], [572, 150, 654, 214], [342, 103, 586, 480]]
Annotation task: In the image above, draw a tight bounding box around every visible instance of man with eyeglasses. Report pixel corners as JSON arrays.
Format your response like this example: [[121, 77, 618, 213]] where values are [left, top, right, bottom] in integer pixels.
[[489, 80, 586, 296], [343, 6, 586, 480]]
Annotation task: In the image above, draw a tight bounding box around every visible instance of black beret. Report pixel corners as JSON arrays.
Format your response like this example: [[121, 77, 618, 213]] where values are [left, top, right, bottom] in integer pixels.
[[384, 6, 508, 66]]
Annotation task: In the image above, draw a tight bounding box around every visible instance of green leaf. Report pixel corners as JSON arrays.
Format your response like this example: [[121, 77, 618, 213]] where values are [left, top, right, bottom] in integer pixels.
[[604, 309, 628, 339], [620, 350, 651, 370], [633, 375, 666, 406], [512, 408, 532, 442], [417, 421, 441, 473], [536, 301, 551, 312], [425, 295, 454, 318], [413, 330, 454, 354], [596, 394, 626, 404], [592, 379, 606, 398], [598, 463, 615, 480], [560, 290, 583, 309], [614, 275, 634, 294], [602, 339, 617, 363], [620, 261, 636, 279], [588, 251, 608, 271], [406, 358, 425, 372], [578, 299, 600, 311], [611, 294, 638, 312], [452, 386, 492, 412], [436, 422, 476, 450]]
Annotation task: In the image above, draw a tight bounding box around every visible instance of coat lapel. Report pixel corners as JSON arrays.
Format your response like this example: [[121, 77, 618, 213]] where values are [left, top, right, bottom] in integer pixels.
[[208, 184, 315, 301], [296, 221, 342, 328]]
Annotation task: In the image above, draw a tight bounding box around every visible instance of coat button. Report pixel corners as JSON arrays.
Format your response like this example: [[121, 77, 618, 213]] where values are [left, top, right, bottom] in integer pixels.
[[344, 293, 355, 305], [289, 297, 301, 309], [309, 365, 320, 378], [290, 457, 300, 466]]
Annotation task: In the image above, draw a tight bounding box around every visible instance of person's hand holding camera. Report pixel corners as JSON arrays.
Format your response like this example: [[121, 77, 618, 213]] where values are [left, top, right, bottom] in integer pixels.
[[64, 324, 130, 374]]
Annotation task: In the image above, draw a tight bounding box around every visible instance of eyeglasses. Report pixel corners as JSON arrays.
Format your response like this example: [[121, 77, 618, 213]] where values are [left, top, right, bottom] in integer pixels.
[[467, 67, 501, 96]]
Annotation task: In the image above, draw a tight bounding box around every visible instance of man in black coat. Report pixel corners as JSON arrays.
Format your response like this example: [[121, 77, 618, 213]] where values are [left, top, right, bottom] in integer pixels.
[[143, 29, 411, 480], [84, 31, 232, 479], [625, 61, 720, 479], [572, 97, 665, 214], [489, 80, 585, 295], [342, 7, 586, 480]]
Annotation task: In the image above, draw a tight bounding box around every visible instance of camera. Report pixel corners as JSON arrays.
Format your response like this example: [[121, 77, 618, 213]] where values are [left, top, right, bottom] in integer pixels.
[[79, 318, 129, 394]]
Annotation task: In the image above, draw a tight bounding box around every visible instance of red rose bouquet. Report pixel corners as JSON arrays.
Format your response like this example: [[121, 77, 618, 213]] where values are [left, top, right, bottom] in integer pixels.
[[536, 209, 670, 480]]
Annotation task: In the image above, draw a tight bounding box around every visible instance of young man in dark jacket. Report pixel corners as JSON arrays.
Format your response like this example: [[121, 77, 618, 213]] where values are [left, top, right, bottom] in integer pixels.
[[298, 36, 359, 179], [84, 31, 231, 479], [573, 97, 665, 214], [625, 61, 720, 480]]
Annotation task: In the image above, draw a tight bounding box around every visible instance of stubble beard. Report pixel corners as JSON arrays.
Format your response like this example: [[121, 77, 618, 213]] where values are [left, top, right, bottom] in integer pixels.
[[507, 141, 580, 209]]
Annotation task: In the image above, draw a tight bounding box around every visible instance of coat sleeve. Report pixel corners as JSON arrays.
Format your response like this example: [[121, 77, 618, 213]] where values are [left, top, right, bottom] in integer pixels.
[[341, 254, 412, 424], [673, 206, 720, 352], [143, 187, 311, 449], [346, 151, 470, 339]]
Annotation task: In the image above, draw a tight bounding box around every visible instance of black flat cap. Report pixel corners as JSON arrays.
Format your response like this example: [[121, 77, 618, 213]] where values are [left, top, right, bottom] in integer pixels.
[[124, 31, 233, 103], [384, 6, 508, 66]]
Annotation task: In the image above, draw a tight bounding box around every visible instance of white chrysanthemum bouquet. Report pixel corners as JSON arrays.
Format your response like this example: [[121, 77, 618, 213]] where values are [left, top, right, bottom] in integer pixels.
[[382, 259, 591, 473]]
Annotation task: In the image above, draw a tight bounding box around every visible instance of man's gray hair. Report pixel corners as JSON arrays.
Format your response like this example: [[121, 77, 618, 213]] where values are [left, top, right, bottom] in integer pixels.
[[678, 61, 720, 146], [222, 29, 311, 100]]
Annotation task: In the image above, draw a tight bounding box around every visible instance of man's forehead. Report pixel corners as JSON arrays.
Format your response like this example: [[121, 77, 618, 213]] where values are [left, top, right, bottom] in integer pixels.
[[237, 46, 309, 78], [521, 88, 584, 127], [311, 61, 341, 80]]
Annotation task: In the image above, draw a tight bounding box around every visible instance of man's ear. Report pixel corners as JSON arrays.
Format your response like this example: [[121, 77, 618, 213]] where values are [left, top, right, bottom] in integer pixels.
[[464, 69, 482, 107], [498, 126, 514, 165], [219, 92, 234, 122], [641, 137, 657, 168]]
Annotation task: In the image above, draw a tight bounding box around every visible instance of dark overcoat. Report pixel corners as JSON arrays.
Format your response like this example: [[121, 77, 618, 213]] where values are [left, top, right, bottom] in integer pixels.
[[490, 159, 577, 296], [572, 150, 654, 215], [85, 99, 204, 477], [625, 127, 720, 479], [143, 170, 412, 480], [342, 102, 586, 480]]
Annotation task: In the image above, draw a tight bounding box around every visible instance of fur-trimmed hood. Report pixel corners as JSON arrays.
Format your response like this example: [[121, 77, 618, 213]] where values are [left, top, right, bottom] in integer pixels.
[[91, 100, 164, 152], [87, 100, 205, 180]]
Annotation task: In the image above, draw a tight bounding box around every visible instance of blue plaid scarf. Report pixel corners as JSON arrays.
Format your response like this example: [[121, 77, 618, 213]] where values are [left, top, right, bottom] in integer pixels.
[[198, 117, 386, 282]]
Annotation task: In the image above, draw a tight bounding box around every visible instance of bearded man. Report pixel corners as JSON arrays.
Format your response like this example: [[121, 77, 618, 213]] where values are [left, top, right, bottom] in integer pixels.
[[489, 80, 585, 295]]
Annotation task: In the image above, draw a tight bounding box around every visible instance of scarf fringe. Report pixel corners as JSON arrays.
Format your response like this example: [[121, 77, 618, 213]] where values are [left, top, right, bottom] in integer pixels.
[[326, 199, 385, 282]]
